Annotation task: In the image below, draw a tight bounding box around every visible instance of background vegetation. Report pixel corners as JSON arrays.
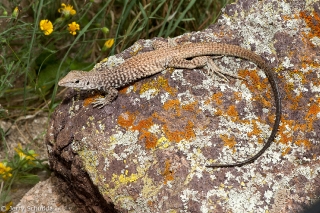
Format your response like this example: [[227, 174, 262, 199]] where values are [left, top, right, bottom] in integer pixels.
[[0, 0, 234, 209]]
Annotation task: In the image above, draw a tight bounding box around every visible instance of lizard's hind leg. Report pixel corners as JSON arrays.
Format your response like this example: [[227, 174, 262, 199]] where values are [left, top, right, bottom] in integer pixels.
[[206, 57, 245, 81], [167, 56, 244, 82]]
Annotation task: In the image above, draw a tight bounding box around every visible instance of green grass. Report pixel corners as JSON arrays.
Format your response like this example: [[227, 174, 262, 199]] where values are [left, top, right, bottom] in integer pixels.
[[0, 0, 234, 208], [0, 0, 234, 117]]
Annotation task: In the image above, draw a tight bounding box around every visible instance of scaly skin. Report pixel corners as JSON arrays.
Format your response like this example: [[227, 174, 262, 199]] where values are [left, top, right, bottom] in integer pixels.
[[58, 41, 281, 168]]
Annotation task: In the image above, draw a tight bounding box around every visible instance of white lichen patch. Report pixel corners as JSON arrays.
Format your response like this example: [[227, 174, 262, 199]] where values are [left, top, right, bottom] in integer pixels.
[[171, 69, 188, 85], [181, 189, 200, 209], [310, 36, 320, 46], [94, 55, 125, 69], [140, 88, 158, 100], [126, 85, 134, 94], [177, 90, 196, 105], [310, 82, 320, 93], [108, 130, 153, 168], [160, 92, 170, 104], [228, 188, 264, 212], [148, 123, 161, 134]]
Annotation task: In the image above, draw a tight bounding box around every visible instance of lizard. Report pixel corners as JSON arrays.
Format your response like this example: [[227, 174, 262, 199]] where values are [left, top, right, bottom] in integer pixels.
[[58, 40, 281, 168]]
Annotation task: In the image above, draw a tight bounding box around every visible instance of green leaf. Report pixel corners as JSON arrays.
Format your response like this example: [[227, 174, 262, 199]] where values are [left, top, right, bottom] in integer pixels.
[[36, 63, 69, 95]]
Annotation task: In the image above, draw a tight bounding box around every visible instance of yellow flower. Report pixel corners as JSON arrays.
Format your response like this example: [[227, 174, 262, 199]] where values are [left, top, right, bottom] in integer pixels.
[[104, 39, 114, 48], [58, 3, 76, 17], [0, 161, 12, 180], [14, 143, 38, 161], [102, 39, 114, 51], [12, 6, 20, 18], [39, 19, 53, 35], [68, 22, 80, 35]]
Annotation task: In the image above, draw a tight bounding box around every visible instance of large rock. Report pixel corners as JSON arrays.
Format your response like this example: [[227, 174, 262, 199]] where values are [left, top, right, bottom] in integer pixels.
[[46, 0, 320, 212]]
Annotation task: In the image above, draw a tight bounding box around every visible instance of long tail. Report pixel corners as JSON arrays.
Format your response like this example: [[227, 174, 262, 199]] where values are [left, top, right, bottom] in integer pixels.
[[204, 43, 282, 167]]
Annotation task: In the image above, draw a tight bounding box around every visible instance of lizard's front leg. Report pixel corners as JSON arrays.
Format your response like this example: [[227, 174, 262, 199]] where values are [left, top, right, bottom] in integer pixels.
[[93, 87, 118, 108]]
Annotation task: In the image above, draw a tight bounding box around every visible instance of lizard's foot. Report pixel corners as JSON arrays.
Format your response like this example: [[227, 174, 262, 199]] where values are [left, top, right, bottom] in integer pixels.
[[206, 58, 245, 82], [92, 97, 112, 108], [92, 87, 118, 108]]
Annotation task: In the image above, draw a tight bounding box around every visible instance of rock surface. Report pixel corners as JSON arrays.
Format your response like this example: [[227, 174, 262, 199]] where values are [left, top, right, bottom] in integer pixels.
[[46, 0, 320, 212], [15, 176, 78, 213]]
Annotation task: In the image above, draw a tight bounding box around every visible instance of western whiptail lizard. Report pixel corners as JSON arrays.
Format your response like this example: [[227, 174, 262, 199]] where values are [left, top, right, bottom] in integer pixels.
[[58, 40, 281, 168]]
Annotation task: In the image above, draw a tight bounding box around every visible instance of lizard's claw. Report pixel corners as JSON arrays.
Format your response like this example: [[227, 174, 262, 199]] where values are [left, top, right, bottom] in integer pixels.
[[92, 87, 118, 108], [206, 58, 245, 81], [92, 97, 111, 108]]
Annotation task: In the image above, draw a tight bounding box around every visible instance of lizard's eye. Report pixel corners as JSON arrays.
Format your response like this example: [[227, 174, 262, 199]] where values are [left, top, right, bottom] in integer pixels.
[[75, 80, 79, 83], [86, 82, 89, 85]]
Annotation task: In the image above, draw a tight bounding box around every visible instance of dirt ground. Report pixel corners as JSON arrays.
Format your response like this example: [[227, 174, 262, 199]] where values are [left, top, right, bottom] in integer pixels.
[[0, 113, 77, 212]]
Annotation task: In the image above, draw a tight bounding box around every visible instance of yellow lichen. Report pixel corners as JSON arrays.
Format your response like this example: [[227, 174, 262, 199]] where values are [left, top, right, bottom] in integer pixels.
[[140, 76, 177, 96], [117, 172, 139, 183], [157, 136, 170, 149]]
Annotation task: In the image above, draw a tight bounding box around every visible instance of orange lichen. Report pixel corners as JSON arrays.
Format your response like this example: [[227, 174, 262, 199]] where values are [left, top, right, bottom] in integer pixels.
[[248, 120, 262, 137], [283, 82, 303, 110], [211, 92, 223, 105], [295, 139, 311, 149], [204, 99, 211, 105], [83, 94, 104, 106], [282, 15, 292, 21], [214, 108, 223, 116], [282, 147, 291, 156], [239, 69, 259, 86], [118, 112, 160, 149], [118, 87, 128, 94], [306, 103, 320, 119], [226, 105, 239, 121], [278, 114, 315, 148], [162, 160, 174, 184], [118, 111, 136, 129], [219, 134, 236, 152], [278, 119, 294, 145], [233, 92, 242, 101], [182, 101, 198, 111], [139, 131, 158, 149], [163, 99, 181, 116], [163, 99, 180, 109], [239, 69, 269, 91], [299, 11, 320, 39], [163, 120, 195, 143], [238, 69, 273, 109], [242, 119, 266, 143], [305, 103, 320, 130], [293, 123, 307, 132], [132, 117, 153, 131], [132, 117, 157, 149]]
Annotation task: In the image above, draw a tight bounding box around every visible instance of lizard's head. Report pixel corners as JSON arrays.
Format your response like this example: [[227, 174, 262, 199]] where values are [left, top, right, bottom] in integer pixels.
[[58, 70, 101, 90]]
